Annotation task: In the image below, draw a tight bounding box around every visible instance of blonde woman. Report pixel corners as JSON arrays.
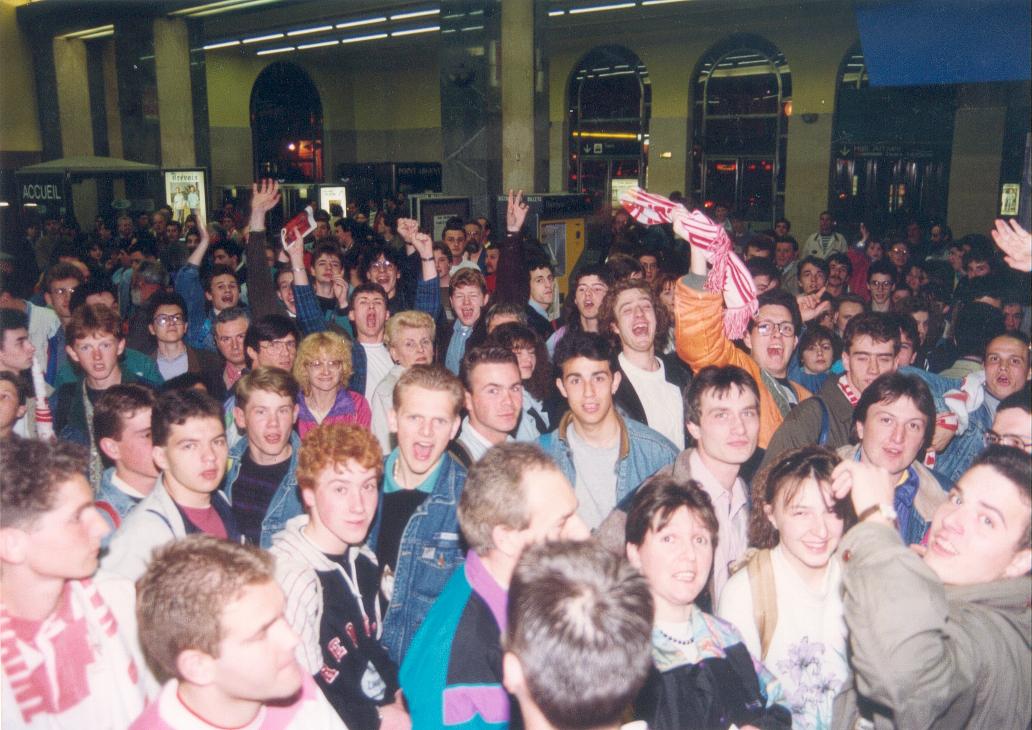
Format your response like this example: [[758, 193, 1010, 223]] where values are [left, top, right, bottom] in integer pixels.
[[293, 331, 371, 437], [369, 310, 435, 453]]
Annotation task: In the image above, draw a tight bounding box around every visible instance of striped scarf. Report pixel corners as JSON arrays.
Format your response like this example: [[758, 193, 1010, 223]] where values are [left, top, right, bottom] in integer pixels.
[[620, 186, 758, 339]]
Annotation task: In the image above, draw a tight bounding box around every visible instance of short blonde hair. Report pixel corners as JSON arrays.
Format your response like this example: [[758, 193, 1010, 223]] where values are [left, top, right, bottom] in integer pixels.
[[293, 331, 353, 394], [392, 364, 464, 417], [136, 536, 274, 682], [234, 366, 298, 410], [384, 310, 436, 348], [458, 443, 557, 554], [297, 423, 383, 493]]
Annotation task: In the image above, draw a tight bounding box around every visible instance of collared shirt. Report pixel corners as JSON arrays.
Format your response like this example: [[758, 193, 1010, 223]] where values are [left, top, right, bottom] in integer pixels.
[[110, 472, 147, 501], [527, 299, 550, 321], [689, 450, 749, 604], [444, 320, 473, 375], [457, 416, 513, 464], [155, 350, 188, 381]]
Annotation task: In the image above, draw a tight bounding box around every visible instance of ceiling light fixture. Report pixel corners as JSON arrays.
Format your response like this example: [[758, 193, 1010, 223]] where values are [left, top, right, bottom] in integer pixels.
[[336, 16, 387, 29], [341, 32, 389, 44], [390, 25, 439, 36], [568, 2, 635, 14], [390, 8, 440, 21], [203, 39, 241, 50], [242, 32, 284, 44], [297, 39, 338, 50], [287, 25, 333, 36], [256, 45, 294, 55]]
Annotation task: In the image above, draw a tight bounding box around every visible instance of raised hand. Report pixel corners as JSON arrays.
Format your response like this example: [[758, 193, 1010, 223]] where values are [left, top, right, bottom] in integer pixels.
[[991, 218, 1032, 272], [396, 217, 420, 244], [411, 231, 433, 259], [507, 189, 529, 233], [248, 179, 281, 231], [797, 287, 831, 322], [829, 459, 895, 521], [332, 275, 349, 307]]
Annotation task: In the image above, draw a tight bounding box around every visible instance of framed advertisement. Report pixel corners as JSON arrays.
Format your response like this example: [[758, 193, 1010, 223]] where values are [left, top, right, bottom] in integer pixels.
[[319, 185, 348, 217], [163, 169, 208, 226]]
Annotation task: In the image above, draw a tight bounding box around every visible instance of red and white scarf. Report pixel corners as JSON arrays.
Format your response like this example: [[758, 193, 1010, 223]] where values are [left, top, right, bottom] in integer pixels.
[[1, 579, 144, 726], [620, 186, 758, 339]]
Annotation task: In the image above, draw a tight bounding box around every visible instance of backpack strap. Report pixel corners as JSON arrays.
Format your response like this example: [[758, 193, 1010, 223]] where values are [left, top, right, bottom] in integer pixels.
[[746, 548, 778, 661]]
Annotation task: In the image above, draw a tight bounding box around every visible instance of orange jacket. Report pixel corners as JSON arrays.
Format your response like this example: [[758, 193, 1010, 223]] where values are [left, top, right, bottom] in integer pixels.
[[674, 275, 810, 448]]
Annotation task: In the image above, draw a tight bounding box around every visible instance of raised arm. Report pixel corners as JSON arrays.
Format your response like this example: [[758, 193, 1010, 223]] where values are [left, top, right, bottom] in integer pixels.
[[493, 189, 531, 306], [245, 179, 282, 319], [991, 218, 1032, 272]]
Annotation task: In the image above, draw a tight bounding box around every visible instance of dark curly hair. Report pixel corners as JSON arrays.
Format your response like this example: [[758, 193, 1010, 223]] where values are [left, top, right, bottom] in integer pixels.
[[486, 322, 553, 401], [598, 278, 671, 354], [0, 437, 88, 528]]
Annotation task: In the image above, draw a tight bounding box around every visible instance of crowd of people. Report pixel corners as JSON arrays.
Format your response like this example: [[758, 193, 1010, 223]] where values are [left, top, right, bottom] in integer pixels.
[[1, 179, 1030, 730]]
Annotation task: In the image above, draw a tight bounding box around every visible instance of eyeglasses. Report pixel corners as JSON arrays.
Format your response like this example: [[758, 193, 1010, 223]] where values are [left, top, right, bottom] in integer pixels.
[[50, 286, 77, 297], [370, 261, 396, 271], [259, 339, 297, 353], [305, 359, 343, 370], [754, 321, 795, 337], [870, 280, 894, 289], [153, 314, 185, 327], [984, 430, 1032, 451]]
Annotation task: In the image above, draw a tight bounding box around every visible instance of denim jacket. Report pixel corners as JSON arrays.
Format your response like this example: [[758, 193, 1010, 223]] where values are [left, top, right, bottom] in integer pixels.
[[223, 431, 305, 548], [96, 467, 144, 547], [934, 400, 993, 489], [369, 453, 468, 665], [537, 411, 679, 507]]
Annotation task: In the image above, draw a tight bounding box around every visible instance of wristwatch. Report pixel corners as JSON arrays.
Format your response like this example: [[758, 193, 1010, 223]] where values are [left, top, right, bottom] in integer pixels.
[[858, 502, 898, 523]]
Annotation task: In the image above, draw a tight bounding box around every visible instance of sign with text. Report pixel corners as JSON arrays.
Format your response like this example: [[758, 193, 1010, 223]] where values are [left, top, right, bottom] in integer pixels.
[[164, 169, 207, 226], [17, 174, 68, 217]]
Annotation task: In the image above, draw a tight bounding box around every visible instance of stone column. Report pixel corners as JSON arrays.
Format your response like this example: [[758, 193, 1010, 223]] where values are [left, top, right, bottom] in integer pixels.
[[52, 36, 97, 223], [153, 17, 196, 168]]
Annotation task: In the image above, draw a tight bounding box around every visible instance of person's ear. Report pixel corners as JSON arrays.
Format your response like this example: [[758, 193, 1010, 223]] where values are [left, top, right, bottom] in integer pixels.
[[764, 502, 777, 531], [502, 651, 526, 697], [464, 390, 474, 415], [1003, 547, 1032, 579], [245, 347, 258, 364], [491, 523, 523, 559], [152, 444, 171, 472], [387, 408, 398, 434], [116, 339, 126, 357], [301, 486, 316, 510], [742, 330, 753, 352], [449, 415, 462, 441], [15, 403, 27, 420], [610, 369, 621, 394], [177, 648, 216, 687], [204, 290, 213, 303], [233, 406, 247, 431], [555, 377, 567, 400], [148, 323, 157, 337], [0, 527, 29, 564], [99, 436, 121, 462], [855, 420, 865, 441], [686, 419, 701, 442], [626, 541, 642, 570], [65, 345, 81, 365], [291, 403, 299, 425]]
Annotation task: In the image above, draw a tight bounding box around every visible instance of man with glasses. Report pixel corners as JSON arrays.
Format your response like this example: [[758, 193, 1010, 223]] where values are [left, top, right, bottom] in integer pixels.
[[763, 312, 900, 465], [675, 236, 812, 447], [145, 291, 222, 392], [42, 261, 85, 384], [866, 260, 897, 313], [986, 386, 1032, 454], [936, 332, 1031, 486]]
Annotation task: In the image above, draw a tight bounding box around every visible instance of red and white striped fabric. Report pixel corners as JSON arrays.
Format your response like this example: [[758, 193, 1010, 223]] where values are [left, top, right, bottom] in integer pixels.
[[619, 186, 758, 339]]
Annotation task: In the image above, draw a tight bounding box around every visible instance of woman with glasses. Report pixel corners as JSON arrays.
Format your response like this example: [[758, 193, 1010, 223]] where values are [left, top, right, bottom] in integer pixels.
[[292, 331, 371, 437], [718, 447, 855, 730]]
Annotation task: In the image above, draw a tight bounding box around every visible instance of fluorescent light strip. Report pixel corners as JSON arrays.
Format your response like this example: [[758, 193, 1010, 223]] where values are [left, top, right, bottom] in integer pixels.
[[460, 25, 484, 31], [568, 2, 635, 13], [336, 16, 387, 29], [203, 39, 241, 50], [171, 0, 244, 17], [256, 45, 294, 55], [58, 24, 114, 40], [390, 25, 439, 36], [242, 32, 284, 44], [188, 0, 280, 17], [79, 29, 115, 40], [390, 8, 439, 21], [287, 25, 333, 36], [548, 9, 565, 15], [641, 0, 692, 5], [341, 32, 389, 43], [297, 39, 338, 50]]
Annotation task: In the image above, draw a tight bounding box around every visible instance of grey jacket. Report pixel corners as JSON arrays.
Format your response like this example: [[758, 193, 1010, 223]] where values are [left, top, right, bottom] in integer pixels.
[[833, 521, 1031, 729]]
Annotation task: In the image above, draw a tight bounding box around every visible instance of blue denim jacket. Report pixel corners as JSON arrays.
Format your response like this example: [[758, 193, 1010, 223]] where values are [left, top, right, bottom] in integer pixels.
[[223, 431, 305, 548], [537, 411, 679, 507], [96, 467, 143, 548], [369, 453, 468, 665], [934, 401, 993, 489]]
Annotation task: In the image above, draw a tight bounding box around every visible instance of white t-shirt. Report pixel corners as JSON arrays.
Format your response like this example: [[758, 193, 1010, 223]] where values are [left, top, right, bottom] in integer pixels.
[[716, 545, 849, 730], [566, 423, 619, 530], [618, 352, 684, 449], [361, 343, 393, 401]]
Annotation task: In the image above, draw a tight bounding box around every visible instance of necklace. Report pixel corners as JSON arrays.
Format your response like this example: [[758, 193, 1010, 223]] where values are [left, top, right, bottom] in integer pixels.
[[658, 628, 694, 646]]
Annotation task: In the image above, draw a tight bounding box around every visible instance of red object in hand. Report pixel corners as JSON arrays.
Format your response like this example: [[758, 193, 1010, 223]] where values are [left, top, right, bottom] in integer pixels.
[[280, 206, 316, 249]]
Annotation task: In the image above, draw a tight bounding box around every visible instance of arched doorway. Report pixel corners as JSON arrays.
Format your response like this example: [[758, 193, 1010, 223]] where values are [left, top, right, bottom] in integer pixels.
[[829, 46, 954, 231], [250, 62, 324, 182], [691, 35, 790, 226], [567, 46, 651, 207]]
